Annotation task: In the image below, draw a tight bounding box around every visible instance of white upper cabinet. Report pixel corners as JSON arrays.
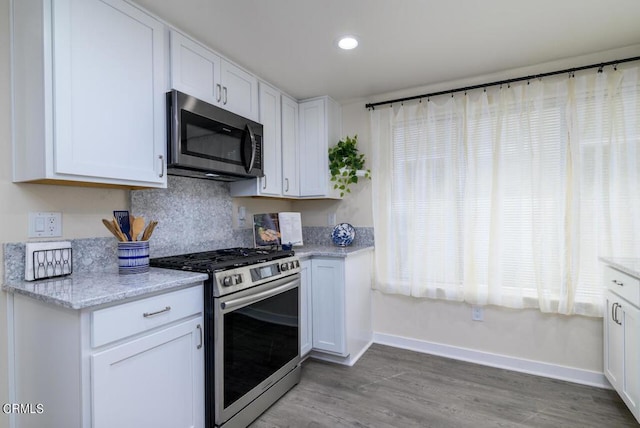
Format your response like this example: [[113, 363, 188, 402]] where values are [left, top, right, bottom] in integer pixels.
[[257, 81, 283, 195], [170, 31, 259, 122], [281, 94, 300, 197], [298, 96, 342, 198], [299, 97, 342, 198], [230, 83, 302, 198], [231, 94, 341, 199], [220, 60, 260, 122], [12, 0, 167, 188]]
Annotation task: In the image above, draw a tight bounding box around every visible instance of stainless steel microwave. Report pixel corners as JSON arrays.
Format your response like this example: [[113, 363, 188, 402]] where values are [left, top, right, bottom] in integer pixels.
[[166, 90, 263, 181]]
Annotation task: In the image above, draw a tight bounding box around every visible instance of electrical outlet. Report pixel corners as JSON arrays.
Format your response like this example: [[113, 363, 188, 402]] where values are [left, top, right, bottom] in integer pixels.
[[472, 305, 484, 321], [328, 212, 337, 226], [28, 212, 62, 238]]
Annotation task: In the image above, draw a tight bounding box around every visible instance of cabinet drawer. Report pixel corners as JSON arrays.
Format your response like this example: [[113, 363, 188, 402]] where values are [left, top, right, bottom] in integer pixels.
[[605, 266, 640, 307], [92, 285, 202, 347]]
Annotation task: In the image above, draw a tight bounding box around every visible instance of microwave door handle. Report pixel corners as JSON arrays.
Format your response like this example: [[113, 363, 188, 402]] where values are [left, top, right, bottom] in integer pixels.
[[244, 124, 257, 173]]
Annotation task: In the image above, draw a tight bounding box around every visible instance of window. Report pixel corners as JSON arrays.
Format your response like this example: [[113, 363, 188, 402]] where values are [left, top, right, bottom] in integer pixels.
[[371, 67, 640, 316]]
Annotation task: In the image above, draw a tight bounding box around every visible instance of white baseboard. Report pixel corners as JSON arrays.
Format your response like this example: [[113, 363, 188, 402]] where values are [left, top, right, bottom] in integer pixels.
[[310, 340, 374, 367], [373, 332, 611, 389]]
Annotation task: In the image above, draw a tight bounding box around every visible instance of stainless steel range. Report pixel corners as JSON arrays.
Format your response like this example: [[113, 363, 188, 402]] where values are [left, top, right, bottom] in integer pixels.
[[150, 247, 301, 428]]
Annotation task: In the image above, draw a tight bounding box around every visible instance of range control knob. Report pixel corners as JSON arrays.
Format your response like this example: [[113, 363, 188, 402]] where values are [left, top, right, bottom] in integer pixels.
[[223, 275, 241, 286], [280, 263, 289, 271]]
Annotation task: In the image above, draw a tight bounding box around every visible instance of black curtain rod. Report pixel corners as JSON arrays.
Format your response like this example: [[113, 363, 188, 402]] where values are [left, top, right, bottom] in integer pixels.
[[365, 55, 640, 110]]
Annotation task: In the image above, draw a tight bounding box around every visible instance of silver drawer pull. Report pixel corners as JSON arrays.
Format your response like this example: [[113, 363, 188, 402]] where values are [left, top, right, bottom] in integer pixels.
[[197, 324, 203, 349], [612, 279, 624, 286], [143, 306, 171, 318]]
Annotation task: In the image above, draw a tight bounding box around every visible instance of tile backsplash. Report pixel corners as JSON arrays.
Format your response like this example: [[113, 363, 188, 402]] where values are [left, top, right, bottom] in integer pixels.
[[4, 176, 374, 283], [131, 176, 252, 257]]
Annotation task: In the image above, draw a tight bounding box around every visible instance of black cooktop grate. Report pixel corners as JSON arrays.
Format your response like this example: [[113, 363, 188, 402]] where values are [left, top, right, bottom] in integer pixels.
[[150, 247, 295, 273]]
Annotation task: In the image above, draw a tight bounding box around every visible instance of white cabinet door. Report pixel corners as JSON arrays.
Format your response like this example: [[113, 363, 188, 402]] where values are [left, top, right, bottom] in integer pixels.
[[621, 302, 640, 417], [170, 31, 258, 122], [221, 60, 259, 122], [92, 317, 204, 428], [257, 82, 282, 195], [281, 94, 300, 197], [52, 0, 166, 185], [605, 290, 640, 420], [605, 291, 624, 388], [311, 258, 346, 355], [12, 0, 167, 187], [170, 31, 222, 106], [298, 96, 342, 198], [300, 259, 312, 357]]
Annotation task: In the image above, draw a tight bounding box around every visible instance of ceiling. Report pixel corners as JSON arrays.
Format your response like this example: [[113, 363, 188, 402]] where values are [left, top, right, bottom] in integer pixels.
[[131, 0, 640, 103]]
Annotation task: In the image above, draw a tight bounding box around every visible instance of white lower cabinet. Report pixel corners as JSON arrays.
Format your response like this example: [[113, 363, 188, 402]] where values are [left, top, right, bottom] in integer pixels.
[[308, 251, 373, 365], [300, 259, 312, 357], [92, 318, 203, 428], [10, 284, 204, 428], [603, 265, 640, 422], [311, 258, 346, 354]]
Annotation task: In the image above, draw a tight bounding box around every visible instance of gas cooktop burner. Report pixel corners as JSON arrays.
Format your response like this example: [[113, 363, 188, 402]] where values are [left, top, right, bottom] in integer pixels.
[[150, 247, 295, 273]]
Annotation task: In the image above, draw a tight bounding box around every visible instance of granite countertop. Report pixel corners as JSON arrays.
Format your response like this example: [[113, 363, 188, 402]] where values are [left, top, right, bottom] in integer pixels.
[[600, 257, 640, 278], [3, 268, 209, 310], [3, 244, 374, 311], [293, 244, 374, 259]]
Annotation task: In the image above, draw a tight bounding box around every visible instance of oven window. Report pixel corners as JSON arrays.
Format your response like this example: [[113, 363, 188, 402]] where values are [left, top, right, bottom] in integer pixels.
[[182, 110, 243, 165], [223, 286, 299, 408]]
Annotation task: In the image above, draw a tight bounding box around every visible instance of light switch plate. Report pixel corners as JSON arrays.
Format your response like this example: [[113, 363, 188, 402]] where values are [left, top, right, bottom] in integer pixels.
[[28, 212, 62, 238]]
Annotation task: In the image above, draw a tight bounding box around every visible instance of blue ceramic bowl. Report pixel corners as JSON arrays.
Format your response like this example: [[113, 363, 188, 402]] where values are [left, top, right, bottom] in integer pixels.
[[331, 223, 356, 247]]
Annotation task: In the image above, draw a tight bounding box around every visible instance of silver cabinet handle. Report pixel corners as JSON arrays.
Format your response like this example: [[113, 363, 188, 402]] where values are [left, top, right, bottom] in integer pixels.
[[223, 86, 228, 105], [285, 178, 289, 192], [262, 174, 267, 190], [612, 302, 623, 325], [197, 324, 203, 349], [158, 155, 165, 178], [612, 279, 624, 286], [143, 306, 171, 318], [216, 84, 222, 102]]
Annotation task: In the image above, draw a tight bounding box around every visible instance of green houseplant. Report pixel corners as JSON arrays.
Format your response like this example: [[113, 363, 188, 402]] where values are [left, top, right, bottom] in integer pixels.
[[328, 135, 371, 197]]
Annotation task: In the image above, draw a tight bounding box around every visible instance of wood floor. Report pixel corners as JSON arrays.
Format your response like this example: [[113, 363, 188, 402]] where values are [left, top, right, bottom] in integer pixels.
[[251, 344, 637, 428]]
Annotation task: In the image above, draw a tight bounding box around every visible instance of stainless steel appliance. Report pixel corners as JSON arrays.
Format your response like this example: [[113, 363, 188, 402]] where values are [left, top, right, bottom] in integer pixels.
[[166, 90, 264, 181], [150, 248, 301, 428]]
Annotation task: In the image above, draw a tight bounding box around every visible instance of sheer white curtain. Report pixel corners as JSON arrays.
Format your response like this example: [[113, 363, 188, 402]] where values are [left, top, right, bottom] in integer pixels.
[[370, 66, 640, 316]]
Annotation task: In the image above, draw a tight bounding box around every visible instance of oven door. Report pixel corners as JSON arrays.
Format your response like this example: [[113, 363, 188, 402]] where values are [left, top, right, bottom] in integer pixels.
[[213, 274, 300, 426]]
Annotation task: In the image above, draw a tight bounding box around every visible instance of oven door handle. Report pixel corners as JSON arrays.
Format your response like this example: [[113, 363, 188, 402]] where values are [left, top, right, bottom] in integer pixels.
[[221, 279, 299, 311]]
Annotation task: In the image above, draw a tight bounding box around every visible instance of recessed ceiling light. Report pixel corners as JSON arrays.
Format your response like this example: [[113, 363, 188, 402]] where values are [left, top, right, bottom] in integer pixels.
[[338, 36, 359, 50]]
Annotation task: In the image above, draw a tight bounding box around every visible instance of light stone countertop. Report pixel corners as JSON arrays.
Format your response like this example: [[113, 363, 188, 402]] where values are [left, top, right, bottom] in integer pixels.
[[599, 257, 640, 278], [293, 245, 374, 259], [3, 268, 208, 310], [2, 245, 373, 310]]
